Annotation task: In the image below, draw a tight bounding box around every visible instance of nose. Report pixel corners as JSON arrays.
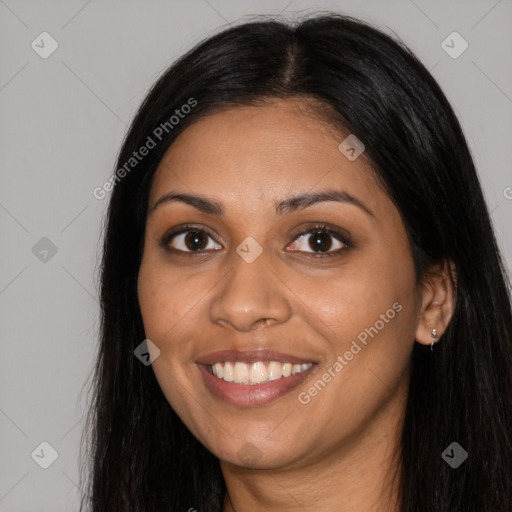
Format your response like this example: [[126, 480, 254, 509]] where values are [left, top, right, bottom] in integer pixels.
[[209, 251, 292, 332]]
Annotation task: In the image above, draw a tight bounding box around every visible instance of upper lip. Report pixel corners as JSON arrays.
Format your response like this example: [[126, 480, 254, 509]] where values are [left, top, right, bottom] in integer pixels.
[[196, 349, 318, 366]]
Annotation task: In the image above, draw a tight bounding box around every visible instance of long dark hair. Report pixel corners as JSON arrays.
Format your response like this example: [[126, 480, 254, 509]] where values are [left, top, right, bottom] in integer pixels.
[[80, 13, 512, 511]]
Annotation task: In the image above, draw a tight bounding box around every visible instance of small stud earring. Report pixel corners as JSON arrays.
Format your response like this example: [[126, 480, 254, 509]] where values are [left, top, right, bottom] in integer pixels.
[[430, 328, 439, 351]]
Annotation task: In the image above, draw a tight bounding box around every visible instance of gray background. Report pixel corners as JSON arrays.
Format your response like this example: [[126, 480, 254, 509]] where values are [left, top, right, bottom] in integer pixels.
[[1, 0, 511, 510]]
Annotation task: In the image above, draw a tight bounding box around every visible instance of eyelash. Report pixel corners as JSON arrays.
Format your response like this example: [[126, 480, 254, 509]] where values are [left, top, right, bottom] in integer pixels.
[[159, 222, 352, 259]]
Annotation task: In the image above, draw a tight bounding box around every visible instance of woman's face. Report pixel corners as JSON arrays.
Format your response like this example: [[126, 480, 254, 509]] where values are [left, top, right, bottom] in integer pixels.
[[137, 98, 421, 470]]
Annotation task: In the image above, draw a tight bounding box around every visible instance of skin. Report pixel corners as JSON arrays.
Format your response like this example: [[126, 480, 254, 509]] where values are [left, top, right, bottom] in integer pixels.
[[137, 98, 455, 511]]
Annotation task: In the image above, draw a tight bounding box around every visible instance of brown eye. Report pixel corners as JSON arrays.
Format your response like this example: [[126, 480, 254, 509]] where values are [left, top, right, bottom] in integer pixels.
[[308, 232, 333, 252], [288, 228, 348, 255], [163, 229, 222, 253], [184, 231, 208, 251]]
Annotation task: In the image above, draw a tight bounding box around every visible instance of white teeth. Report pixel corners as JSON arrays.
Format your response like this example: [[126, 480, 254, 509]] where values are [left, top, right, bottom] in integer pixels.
[[233, 361, 249, 384], [292, 364, 302, 375], [212, 363, 223, 379], [249, 362, 267, 384], [223, 361, 234, 382], [210, 360, 313, 385], [267, 361, 283, 381]]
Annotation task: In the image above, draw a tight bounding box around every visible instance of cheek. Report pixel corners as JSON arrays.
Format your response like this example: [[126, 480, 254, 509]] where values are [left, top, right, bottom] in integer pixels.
[[299, 243, 418, 393], [290, 277, 416, 451], [137, 254, 204, 342], [137, 272, 174, 341], [298, 257, 413, 347], [137, 262, 205, 431]]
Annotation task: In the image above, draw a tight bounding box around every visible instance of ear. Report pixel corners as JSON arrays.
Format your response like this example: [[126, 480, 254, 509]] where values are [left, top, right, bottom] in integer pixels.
[[415, 259, 456, 346]]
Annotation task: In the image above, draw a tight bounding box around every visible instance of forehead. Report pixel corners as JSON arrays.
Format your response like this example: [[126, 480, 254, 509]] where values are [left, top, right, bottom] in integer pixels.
[[149, 98, 384, 216]]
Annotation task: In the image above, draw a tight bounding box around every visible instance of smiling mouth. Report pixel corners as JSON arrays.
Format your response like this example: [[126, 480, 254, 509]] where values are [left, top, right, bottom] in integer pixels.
[[207, 361, 314, 385]]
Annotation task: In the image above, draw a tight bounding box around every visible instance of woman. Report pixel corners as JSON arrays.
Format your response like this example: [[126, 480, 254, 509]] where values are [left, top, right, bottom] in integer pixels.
[[80, 13, 512, 512]]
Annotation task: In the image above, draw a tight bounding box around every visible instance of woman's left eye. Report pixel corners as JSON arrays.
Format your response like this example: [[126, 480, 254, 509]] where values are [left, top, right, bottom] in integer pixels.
[[287, 229, 348, 256]]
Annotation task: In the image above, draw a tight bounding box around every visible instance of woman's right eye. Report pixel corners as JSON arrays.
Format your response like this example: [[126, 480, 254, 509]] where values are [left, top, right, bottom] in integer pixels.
[[162, 229, 222, 254]]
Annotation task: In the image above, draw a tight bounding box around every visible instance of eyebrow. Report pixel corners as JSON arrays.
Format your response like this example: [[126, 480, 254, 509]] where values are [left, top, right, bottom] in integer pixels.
[[149, 189, 374, 218]]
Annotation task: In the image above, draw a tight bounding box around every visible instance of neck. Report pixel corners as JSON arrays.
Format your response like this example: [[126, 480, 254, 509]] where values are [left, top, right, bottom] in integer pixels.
[[221, 378, 406, 512]]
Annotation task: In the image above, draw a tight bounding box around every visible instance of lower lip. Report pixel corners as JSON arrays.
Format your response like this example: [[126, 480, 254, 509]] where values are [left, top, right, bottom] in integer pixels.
[[197, 364, 316, 407]]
